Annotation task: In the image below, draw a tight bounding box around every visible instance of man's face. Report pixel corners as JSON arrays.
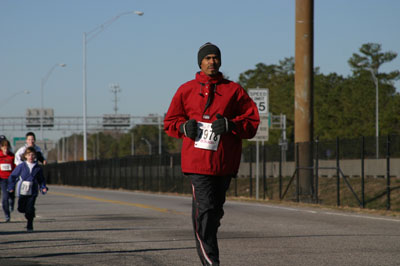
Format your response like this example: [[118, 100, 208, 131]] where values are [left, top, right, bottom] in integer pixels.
[[200, 54, 221, 76], [26, 136, 35, 147]]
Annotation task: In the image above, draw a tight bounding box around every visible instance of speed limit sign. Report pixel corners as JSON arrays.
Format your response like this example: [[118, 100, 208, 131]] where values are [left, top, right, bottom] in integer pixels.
[[248, 89, 268, 114], [248, 89, 269, 141]]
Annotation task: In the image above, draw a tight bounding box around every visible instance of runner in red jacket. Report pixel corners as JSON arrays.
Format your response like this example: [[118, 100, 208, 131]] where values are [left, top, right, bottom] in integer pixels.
[[164, 42, 259, 266], [0, 138, 16, 222]]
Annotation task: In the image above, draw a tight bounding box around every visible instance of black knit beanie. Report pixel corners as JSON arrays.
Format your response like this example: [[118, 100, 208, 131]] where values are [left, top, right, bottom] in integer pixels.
[[197, 42, 221, 68]]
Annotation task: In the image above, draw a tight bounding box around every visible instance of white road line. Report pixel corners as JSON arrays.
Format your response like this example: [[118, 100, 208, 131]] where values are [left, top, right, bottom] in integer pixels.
[[228, 201, 400, 223], [323, 211, 400, 222]]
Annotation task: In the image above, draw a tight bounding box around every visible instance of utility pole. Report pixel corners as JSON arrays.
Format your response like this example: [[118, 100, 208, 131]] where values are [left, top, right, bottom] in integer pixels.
[[295, 0, 314, 200], [110, 83, 121, 114]]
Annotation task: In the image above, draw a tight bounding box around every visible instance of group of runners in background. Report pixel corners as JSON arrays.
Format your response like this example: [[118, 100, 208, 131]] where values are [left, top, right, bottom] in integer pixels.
[[0, 131, 48, 232]]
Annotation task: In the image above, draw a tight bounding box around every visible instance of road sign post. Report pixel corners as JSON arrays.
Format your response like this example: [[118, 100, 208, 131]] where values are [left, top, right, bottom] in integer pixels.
[[248, 89, 269, 200]]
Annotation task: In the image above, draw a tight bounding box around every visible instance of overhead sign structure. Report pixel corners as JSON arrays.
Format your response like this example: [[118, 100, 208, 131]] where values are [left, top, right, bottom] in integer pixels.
[[248, 89, 269, 141], [26, 108, 54, 128], [102, 114, 130, 128]]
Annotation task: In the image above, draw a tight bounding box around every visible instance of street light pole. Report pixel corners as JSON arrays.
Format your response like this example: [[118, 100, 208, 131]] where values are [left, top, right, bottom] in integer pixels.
[[82, 10, 144, 161], [158, 115, 162, 155], [0, 90, 30, 110], [40, 63, 66, 140], [367, 68, 379, 159], [83, 32, 88, 161], [141, 137, 152, 155], [131, 131, 135, 156]]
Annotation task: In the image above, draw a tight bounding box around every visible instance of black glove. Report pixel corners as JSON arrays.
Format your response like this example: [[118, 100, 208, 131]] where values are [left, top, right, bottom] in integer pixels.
[[179, 119, 198, 139], [211, 114, 236, 136]]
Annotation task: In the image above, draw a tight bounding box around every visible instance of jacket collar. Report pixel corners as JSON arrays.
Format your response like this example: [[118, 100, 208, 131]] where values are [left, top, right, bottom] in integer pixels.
[[23, 161, 38, 171], [195, 71, 223, 85]]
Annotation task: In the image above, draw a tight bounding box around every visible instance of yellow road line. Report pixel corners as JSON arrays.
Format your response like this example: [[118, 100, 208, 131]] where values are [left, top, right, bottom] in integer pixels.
[[49, 191, 185, 215]]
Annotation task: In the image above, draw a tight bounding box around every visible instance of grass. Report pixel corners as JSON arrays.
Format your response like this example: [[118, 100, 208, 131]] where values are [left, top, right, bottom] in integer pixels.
[[226, 176, 400, 212]]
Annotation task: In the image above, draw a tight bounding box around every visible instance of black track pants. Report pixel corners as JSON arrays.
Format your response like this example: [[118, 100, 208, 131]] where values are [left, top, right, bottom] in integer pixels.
[[190, 174, 231, 266], [18, 195, 36, 221]]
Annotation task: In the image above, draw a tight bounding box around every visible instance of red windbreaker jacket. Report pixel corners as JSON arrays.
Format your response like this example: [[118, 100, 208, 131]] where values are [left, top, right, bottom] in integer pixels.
[[164, 71, 260, 176], [0, 151, 15, 179]]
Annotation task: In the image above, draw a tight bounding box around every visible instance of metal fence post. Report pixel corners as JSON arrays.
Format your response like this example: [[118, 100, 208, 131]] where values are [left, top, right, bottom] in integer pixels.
[[279, 146, 283, 200], [249, 146, 253, 198], [315, 138, 319, 203], [296, 143, 299, 202], [386, 135, 391, 210], [136, 157, 139, 190], [158, 154, 161, 192], [263, 143, 267, 200], [336, 137, 340, 206], [169, 155, 173, 187], [361, 136, 365, 208], [142, 157, 146, 190]]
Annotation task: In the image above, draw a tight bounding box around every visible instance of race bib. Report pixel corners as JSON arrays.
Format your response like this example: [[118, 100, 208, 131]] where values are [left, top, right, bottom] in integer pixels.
[[20, 181, 33, 196], [0, 164, 12, 171], [194, 122, 220, 151]]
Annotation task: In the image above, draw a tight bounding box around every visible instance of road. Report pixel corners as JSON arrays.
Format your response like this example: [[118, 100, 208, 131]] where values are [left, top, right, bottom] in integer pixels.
[[1, 185, 399, 266]]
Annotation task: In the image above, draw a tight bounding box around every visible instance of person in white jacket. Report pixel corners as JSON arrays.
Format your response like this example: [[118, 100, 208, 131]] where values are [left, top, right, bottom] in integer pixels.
[[14, 132, 46, 166]]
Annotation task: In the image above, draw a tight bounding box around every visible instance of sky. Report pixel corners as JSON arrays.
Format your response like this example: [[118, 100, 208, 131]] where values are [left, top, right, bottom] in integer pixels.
[[1, 0, 399, 142]]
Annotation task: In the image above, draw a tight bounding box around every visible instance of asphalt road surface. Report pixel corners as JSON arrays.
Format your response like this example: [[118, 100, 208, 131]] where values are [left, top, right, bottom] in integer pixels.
[[1, 185, 399, 266]]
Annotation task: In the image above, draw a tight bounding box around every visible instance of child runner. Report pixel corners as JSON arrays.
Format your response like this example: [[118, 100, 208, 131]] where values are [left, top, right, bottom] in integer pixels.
[[8, 147, 48, 231]]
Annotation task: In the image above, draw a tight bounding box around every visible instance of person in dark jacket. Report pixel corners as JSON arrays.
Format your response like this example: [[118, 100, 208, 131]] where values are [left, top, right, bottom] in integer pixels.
[[8, 147, 47, 232], [164, 42, 260, 265]]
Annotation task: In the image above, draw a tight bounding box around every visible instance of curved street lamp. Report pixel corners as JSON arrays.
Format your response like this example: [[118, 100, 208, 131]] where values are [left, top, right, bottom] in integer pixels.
[[141, 137, 152, 155], [41, 63, 67, 140], [0, 90, 30, 109], [82, 10, 144, 160]]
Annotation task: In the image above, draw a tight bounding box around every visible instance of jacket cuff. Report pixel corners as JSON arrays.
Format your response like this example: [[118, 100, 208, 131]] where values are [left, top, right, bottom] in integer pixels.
[[179, 121, 187, 136]]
